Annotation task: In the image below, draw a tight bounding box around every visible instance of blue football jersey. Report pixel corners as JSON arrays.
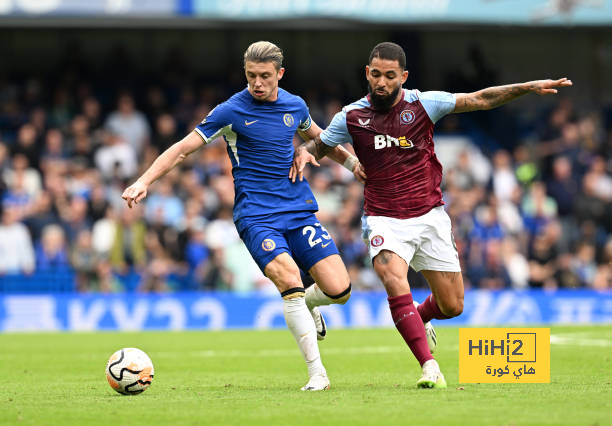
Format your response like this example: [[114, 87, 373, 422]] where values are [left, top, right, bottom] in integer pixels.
[[195, 88, 318, 222]]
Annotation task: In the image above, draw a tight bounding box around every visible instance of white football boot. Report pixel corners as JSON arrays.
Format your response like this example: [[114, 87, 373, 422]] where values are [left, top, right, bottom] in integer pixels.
[[301, 373, 330, 391], [413, 300, 437, 353], [310, 306, 327, 341], [416, 359, 447, 389]]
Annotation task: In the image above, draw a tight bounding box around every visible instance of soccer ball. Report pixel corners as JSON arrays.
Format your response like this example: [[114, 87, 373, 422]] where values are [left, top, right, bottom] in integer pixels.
[[106, 348, 154, 395]]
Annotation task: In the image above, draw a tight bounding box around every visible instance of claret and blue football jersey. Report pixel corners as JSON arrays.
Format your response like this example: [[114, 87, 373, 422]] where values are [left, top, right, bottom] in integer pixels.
[[195, 88, 317, 223], [320, 89, 456, 219]]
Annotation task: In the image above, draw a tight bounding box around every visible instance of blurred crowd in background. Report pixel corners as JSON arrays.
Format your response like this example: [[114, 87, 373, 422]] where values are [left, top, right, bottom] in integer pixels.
[[0, 53, 611, 293]]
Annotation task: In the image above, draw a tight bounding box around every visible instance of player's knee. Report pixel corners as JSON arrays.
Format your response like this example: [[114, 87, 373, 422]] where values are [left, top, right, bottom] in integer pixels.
[[325, 283, 351, 305], [265, 261, 302, 291], [440, 298, 463, 318], [281, 287, 305, 300]]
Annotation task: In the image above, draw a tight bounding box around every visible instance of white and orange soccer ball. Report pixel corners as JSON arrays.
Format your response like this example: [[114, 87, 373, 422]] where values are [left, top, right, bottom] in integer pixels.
[[106, 348, 154, 395]]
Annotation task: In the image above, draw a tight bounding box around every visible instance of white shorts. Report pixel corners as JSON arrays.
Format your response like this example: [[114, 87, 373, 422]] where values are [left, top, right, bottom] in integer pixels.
[[361, 206, 461, 273]]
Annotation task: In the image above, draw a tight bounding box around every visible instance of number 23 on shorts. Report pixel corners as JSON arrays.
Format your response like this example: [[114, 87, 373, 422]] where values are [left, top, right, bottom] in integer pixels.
[[302, 223, 332, 248]]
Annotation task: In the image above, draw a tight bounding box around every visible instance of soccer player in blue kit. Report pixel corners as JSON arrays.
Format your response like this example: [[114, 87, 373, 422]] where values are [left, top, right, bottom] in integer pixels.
[[122, 41, 363, 391]]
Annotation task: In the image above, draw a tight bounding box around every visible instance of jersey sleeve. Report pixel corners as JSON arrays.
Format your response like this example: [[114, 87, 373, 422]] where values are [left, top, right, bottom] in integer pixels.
[[194, 103, 232, 143], [297, 100, 312, 132], [320, 109, 352, 147], [419, 91, 456, 124]]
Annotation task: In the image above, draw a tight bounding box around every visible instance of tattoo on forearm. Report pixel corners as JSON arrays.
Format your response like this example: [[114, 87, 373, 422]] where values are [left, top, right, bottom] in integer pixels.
[[312, 136, 333, 160], [473, 83, 530, 110]]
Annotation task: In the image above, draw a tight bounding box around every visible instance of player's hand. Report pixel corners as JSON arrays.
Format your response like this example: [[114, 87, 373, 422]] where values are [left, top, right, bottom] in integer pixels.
[[530, 78, 573, 95], [290, 145, 320, 182], [353, 162, 367, 184], [122, 180, 148, 208]]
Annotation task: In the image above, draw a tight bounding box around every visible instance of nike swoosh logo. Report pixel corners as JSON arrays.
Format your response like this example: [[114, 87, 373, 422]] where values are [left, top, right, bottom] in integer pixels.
[[321, 242, 331, 248], [244, 120, 258, 126]]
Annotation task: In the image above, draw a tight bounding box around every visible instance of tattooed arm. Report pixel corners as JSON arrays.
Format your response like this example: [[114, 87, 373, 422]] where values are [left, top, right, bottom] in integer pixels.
[[453, 78, 572, 113], [300, 135, 335, 161]]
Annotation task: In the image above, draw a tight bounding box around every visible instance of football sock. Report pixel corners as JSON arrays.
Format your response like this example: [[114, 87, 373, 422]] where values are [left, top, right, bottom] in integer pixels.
[[305, 283, 352, 310], [417, 293, 451, 323], [388, 293, 434, 367], [282, 288, 325, 378]]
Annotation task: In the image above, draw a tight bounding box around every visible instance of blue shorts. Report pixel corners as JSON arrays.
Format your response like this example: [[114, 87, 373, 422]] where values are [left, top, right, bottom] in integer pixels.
[[236, 211, 339, 274]]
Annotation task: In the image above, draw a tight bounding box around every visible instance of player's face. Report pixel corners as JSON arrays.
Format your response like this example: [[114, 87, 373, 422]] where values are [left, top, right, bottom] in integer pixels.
[[245, 61, 285, 102], [366, 58, 408, 110]]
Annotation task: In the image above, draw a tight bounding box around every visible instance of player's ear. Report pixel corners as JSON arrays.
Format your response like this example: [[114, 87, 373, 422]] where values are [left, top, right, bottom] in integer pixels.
[[401, 70, 409, 84], [365, 65, 370, 78], [277, 67, 285, 80]]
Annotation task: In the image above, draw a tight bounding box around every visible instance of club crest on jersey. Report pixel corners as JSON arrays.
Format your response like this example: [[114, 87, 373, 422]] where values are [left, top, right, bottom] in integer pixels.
[[283, 114, 294, 127], [370, 235, 384, 247], [400, 109, 415, 125], [358, 118, 371, 127], [262, 239, 276, 251]]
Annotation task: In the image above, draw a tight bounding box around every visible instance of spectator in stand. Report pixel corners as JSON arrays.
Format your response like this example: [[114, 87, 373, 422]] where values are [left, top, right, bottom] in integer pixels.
[[71, 229, 99, 292], [491, 150, 519, 202], [61, 195, 92, 244], [528, 221, 562, 289], [547, 156, 578, 217], [105, 93, 150, 156], [2, 153, 42, 200], [570, 242, 598, 287], [0, 204, 35, 275], [40, 128, 68, 172], [110, 205, 147, 273], [35, 224, 71, 273], [501, 237, 529, 289], [11, 123, 41, 170], [522, 181, 558, 237], [152, 113, 178, 153], [23, 190, 60, 243], [144, 175, 185, 229], [67, 115, 96, 168], [94, 131, 138, 181], [82, 96, 104, 134]]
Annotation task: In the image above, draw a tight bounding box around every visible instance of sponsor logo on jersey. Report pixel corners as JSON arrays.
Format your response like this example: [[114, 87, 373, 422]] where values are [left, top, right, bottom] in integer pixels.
[[358, 118, 371, 126], [400, 109, 415, 125], [244, 120, 258, 126], [374, 134, 414, 150], [370, 235, 384, 247], [262, 239, 276, 251], [283, 113, 294, 127]]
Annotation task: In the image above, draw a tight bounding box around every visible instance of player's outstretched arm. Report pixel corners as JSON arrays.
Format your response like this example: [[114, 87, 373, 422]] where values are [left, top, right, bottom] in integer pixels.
[[453, 78, 573, 113], [122, 131, 204, 208]]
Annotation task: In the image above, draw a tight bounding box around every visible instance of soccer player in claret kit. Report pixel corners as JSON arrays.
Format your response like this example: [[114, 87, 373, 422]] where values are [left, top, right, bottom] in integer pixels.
[[122, 41, 365, 391], [292, 42, 572, 388]]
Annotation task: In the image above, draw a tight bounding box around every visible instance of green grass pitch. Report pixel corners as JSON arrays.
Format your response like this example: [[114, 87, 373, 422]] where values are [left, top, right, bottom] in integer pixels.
[[1, 326, 610, 425]]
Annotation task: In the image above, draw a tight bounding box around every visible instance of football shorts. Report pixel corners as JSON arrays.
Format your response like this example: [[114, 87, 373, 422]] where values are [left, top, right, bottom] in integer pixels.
[[361, 206, 461, 272], [237, 211, 339, 274]]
